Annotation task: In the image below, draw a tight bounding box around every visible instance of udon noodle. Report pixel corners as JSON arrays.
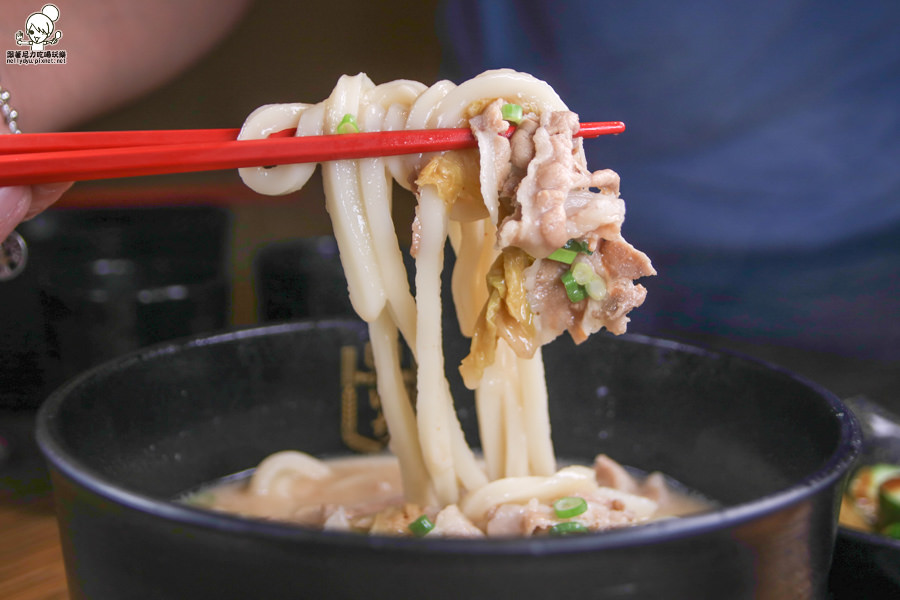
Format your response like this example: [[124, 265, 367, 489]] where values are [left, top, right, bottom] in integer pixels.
[[224, 69, 666, 536]]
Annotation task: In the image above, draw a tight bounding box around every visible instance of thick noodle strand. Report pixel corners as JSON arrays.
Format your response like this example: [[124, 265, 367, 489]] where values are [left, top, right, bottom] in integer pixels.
[[518, 348, 556, 476], [368, 313, 432, 505], [414, 185, 460, 504], [237, 70, 598, 513], [321, 74, 386, 322]]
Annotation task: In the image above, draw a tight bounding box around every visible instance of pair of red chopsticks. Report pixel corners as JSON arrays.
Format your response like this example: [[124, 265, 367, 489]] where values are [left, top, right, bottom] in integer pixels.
[[0, 121, 625, 187]]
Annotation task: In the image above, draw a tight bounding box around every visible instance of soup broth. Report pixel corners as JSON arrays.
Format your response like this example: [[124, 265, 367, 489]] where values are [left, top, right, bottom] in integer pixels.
[[182, 454, 714, 538]]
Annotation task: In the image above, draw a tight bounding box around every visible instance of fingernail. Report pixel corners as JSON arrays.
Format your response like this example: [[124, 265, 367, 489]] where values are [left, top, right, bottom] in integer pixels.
[[34, 181, 74, 196]]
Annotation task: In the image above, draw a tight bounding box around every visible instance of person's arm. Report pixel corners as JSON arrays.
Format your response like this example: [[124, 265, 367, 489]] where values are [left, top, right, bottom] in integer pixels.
[[0, 0, 253, 241], [1, 0, 252, 132]]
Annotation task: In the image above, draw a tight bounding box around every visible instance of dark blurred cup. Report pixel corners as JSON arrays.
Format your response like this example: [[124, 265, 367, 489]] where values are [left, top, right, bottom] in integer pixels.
[[3, 206, 231, 407], [40, 256, 229, 382], [252, 237, 462, 366], [254, 236, 355, 322]]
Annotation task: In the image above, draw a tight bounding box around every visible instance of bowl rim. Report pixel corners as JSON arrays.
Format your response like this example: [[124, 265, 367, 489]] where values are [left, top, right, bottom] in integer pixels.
[[838, 524, 900, 550], [36, 319, 862, 556]]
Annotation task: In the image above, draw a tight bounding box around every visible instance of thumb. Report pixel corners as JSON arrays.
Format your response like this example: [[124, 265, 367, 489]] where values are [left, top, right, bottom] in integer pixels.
[[0, 185, 32, 242], [25, 181, 73, 220]]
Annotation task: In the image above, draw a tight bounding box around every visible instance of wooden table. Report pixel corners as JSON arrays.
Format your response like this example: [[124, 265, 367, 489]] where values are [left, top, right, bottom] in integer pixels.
[[0, 411, 69, 600], [0, 493, 68, 600]]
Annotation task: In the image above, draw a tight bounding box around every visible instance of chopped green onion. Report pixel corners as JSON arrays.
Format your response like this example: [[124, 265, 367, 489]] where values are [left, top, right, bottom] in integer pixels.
[[883, 522, 900, 540], [560, 270, 587, 302], [552, 239, 599, 303], [878, 476, 900, 530], [408, 514, 435, 537], [562, 239, 593, 255], [550, 521, 588, 536], [586, 277, 608, 301], [548, 239, 593, 265], [571, 262, 595, 285], [553, 496, 588, 519], [337, 113, 360, 134], [500, 103, 524, 124], [548, 247, 578, 264], [849, 464, 900, 508]]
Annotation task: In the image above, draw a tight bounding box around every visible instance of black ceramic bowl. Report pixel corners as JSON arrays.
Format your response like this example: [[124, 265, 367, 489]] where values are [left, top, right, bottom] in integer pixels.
[[37, 320, 860, 600], [829, 397, 900, 595]]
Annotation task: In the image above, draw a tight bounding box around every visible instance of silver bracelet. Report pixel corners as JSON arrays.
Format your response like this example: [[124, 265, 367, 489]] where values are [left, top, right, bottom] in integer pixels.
[[0, 77, 26, 282], [0, 79, 22, 134]]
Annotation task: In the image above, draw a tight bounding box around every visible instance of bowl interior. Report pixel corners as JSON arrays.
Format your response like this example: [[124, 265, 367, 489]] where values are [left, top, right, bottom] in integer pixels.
[[41, 319, 851, 513]]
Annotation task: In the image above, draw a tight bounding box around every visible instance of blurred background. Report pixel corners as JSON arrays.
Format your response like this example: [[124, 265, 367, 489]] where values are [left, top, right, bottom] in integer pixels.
[[2, 0, 896, 433], [72, 0, 443, 328], [2, 0, 442, 412]]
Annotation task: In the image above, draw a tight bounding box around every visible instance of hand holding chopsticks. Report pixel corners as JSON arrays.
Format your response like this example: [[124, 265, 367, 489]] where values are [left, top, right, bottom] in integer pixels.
[[0, 121, 625, 187]]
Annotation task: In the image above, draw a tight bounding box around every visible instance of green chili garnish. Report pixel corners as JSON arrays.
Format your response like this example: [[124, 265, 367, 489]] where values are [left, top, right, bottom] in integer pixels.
[[337, 113, 360, 134], [548, 247, 578, 264], [550, 521, 588, 536], [408, 514, 435, 537], [553, 496, 588, 519], [500, 103, 524, 124], [560, 269, 587, 303]]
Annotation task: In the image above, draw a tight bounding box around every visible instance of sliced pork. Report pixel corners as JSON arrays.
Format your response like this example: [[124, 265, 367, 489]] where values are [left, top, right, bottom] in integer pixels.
[[461, 100, 655, 385]]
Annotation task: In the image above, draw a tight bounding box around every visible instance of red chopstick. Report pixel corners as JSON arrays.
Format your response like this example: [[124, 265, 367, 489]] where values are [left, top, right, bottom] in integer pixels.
[[0, 121, 624, 186], [0, 127, 294, 154]]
